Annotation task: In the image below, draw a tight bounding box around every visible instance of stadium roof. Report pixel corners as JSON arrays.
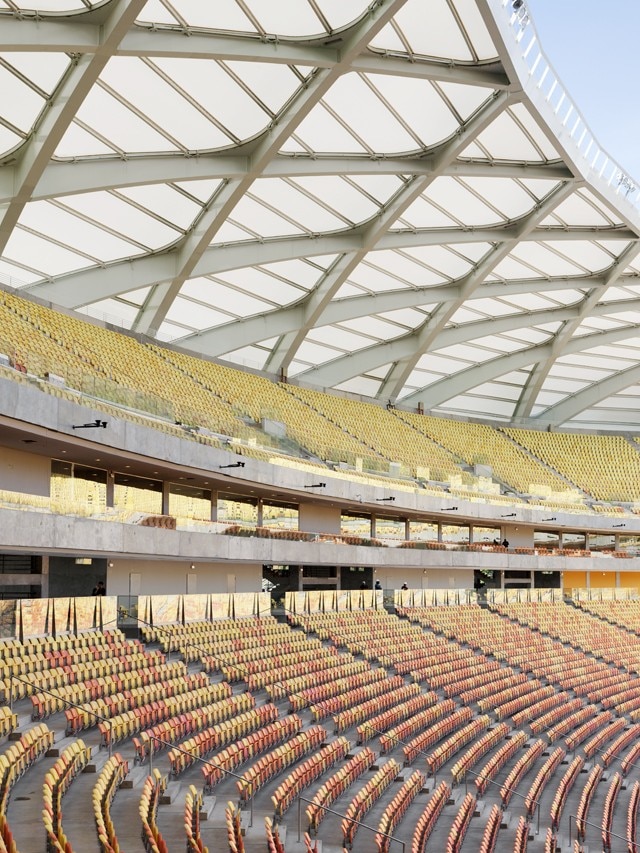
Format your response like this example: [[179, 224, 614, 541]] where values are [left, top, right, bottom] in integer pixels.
[[2, 0, 640, 431]]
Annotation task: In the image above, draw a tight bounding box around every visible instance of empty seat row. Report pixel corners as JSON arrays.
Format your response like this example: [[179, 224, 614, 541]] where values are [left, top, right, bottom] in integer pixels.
[[310, 674, 404, 723], [288, 667, 386, 713], [375, 769, 424, 853], [42, 739, 92, 853], [479, 804, 501, 853], [474, 731, 527, 797], [97, 681, 231, 749], [236, 725, 326, 803], [167, 703, 278, 775], [445, 792, 476, 853], [564, 710, 612, 751], [134, 692, 255, 763], [501, 739, 545, 808], [426, 715, 490, 775], [305, 746, 376, 835], [357, 690, 437, 745], [262, 657, 366, 701], [550, 756, 586, 832], [582, 717, 626, 759], [184, 785, 207, 853], [341, 759, 400, 847], [224, 802, 244, 853], [53, 664, 202, 726], [524, 747, 565, 820], [410, 780, 450, 853], [139, 770, 168, 853], [546, 703, 597, 743], [201, 715, 302, 793], [92, 753, 129, 853], [402, 705, 471, 765], [271, 736, 350, 818], [450, 722, 509, 785], [332, 682, 420, 735], [601, 771, 622, 853]]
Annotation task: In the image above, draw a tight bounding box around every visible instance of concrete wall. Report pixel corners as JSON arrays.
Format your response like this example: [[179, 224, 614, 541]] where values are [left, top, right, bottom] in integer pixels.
[[373, 567, 474, 590], [107, 558, 260, 595], [0, 447, 49, 496]]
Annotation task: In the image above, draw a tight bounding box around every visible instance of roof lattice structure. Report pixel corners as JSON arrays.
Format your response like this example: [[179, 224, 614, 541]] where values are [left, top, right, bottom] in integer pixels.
[[2, 0, 640, 430]]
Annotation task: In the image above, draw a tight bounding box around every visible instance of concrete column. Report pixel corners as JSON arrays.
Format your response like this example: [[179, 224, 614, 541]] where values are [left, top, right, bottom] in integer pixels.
[[371, 515, 377, 538], [162, 482, 170, 516], [257, 500, 263, 528], [404, 519, 411, 541], [106, 471, 115, 508], [210, 490, 218, 522], [40, 555, 49, 598]]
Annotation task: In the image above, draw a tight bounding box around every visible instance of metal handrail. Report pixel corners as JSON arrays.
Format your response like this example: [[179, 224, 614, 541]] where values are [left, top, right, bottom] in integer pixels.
[[498, 0, 640, 209], [8, 671, 114, 758], [297, 793, 405, 852]]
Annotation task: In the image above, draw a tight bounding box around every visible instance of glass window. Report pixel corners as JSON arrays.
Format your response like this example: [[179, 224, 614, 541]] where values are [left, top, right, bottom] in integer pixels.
[[409, 520, 438, 542], [534, 530, 559, 550], [441, 524, 469, 544], [262, 501, 299, 530], [588, 533, 615, 552], [169, 484, 211, 521], [113, 473, 162, 515], [473, 525, 500, 544], [218, 493, 258, 527], [341, 512, 371, 537], [51, 459, 107, 514], [374, 517, 405, 540]]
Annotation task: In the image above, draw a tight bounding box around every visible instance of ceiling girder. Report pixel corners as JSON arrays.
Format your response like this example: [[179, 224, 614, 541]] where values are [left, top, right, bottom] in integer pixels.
[[399, 322, 640, 410], [182, 272, 632, 358], [264, 90, 516, 375], [376, 181, 576, 400], [23, 220, 637, 310], [290, 276, 636, 390], [0, 17, 509, 87], [540, 362, 640, 424], [0, 0, 148, 257], [131, 0, 414, 338], [1, 155, 573, 207], [512, 242, 640, 419]]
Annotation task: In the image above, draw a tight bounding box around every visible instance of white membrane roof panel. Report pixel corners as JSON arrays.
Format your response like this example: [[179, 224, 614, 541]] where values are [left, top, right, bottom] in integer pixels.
[[2, 0, 640, 429]]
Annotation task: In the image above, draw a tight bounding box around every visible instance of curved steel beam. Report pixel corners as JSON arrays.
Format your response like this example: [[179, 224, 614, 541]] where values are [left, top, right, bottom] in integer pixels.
[[131, 0, 414, 337], [264, 90, 516, 375], [23, 220, 635, 309], [0, 0, 148, 256], [540, 362, 640, 424], [3, 155, 573, 206], [0, 17, 509, 87], [399, 322, 640, 409], [181, 273, 626, 358], [512, 242, 640, 419], [376, 180, 575, 399], [290, 294, 636, 390]]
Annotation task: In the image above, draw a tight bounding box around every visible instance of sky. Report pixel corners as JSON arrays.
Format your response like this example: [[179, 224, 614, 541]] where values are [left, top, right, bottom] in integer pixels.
[[527, 1, 640, 182]]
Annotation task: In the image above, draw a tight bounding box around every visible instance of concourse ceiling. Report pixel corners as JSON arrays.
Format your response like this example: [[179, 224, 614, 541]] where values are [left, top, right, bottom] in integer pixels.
[[2, 0, 640, 430]]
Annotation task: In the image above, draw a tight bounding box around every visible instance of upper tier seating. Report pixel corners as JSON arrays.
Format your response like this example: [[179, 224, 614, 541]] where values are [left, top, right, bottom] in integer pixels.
[[4, 288, 640, 505], [504, 427, 640, 502], [395, 409, 570, 497]]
